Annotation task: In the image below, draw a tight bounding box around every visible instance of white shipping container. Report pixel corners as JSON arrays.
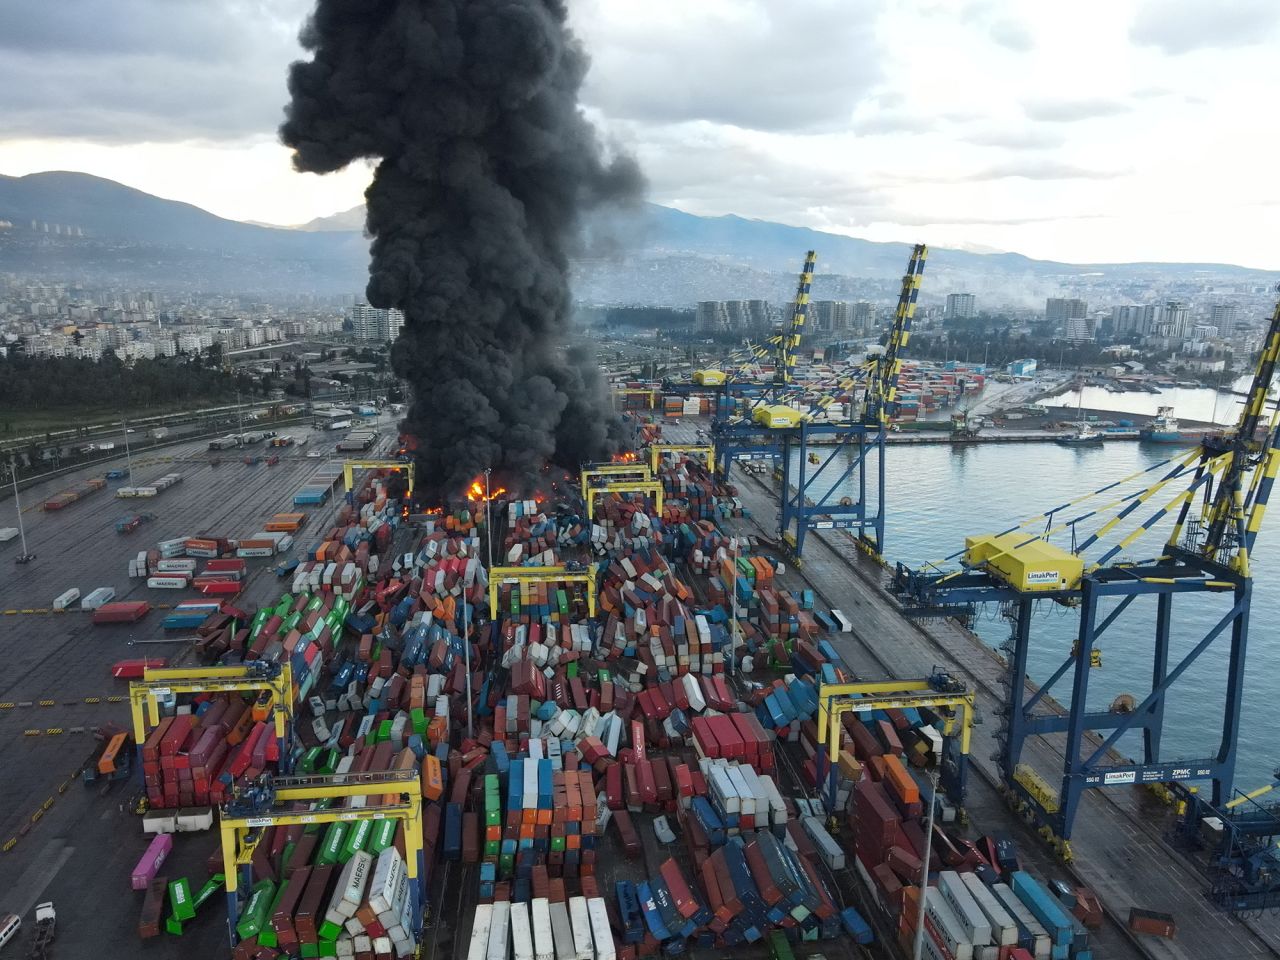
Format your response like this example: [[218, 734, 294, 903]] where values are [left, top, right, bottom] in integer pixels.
[[531, 898, 555, 960], [586, 898, 615, 960], [52, 588, 80, 610], [175, 808, 214, 832], [959, 871, 1018, 947], [802, 816, 846, 870], [468, 906, 493, 960], [487, 900, 511, 960], [510, 901, 534, 960], [568, 897, 593, 960], [939, 871, 993, 946], [990, 885, 1051, 959], [81, 587, 116, 609], [370, 848, 406, 916], [0, 527, 19, 542], [156, 559, 198, 573], [147, 576, 189, 589], [922, 887, 974, 960]]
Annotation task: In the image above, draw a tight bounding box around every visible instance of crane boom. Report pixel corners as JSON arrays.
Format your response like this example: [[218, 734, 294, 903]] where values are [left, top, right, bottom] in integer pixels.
[[866, 244, 927, 426], [1197, 298, 1280, 567], [774, 251, 816, 388]]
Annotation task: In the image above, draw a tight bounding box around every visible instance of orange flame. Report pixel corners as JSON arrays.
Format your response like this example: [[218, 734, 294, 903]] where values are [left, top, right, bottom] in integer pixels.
[[612, 451, 639, 463], [465, 477, 507, 502]]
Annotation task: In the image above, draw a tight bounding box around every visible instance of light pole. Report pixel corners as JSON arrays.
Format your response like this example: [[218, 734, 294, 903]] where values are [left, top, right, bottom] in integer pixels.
[[729, 537, 740, 676], [483, 469, 494, 573], [461, 579, 473, 739], [11, 467, 33, 561], [121, 416, 135, 484], [912, 772, 939, 960]]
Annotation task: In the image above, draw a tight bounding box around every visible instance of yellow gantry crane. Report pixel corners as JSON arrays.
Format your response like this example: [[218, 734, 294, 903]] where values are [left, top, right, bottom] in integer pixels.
[[218, 771, 426, 945], [129, 663, 295, 768], [580, 462, 653, 503], [646, 443, 716, 473], [488, 564, 598, 619], [341, 460, 415, 497], [816, 677, 975, 817], [585, 479, 665, 521]]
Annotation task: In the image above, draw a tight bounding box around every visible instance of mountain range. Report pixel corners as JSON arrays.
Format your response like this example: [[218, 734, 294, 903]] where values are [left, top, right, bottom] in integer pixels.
[[1, 170, 1275, 299]]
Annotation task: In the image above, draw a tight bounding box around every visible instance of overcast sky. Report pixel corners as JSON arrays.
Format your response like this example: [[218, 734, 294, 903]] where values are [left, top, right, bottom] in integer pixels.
[[1, 0, 1277, 266]]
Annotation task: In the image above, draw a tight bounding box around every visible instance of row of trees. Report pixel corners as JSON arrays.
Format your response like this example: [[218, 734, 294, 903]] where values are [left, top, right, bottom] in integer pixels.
[[0, 349, 259, 410]]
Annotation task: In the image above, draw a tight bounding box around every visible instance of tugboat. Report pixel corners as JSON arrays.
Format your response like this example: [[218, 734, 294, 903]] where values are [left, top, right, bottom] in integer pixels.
[[1056, 422, 1104, 446], [1057, 392, 1105, 446], [1141, 406, 1183, 443]]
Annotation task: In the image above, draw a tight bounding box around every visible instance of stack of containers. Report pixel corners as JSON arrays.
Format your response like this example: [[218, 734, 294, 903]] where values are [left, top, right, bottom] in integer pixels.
[[41, 476, 107, 511]]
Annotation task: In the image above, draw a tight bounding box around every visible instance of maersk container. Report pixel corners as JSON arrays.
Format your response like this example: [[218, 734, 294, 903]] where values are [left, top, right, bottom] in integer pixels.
[[52, 588, 80, 610], [568, 897, 593, 960], [488, 900, 511, 960], [940, 871, 993, 946], [147, 576, 189, 590], [510, 901, 534, 960], [586, 897, 616, 960], [922, 887, 974, 960], [532, 897, 555, 960], [549, 900, 575, 960]]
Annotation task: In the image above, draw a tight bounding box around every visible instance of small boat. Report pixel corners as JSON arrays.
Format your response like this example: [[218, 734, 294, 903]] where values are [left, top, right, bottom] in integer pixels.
[[1057, 423, 1104, 446], [1058, 390, 1104, 446]]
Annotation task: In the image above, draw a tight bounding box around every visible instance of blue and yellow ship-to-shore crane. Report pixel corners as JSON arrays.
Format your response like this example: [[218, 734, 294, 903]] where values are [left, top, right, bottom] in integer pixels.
[[894, 295, 1280, 865]]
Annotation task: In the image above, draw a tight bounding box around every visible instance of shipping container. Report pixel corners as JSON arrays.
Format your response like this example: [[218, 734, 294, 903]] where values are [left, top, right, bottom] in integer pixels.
[[511, 901, 534, 960], [532, 898, 555, 960], [93, 601, 150, 624]]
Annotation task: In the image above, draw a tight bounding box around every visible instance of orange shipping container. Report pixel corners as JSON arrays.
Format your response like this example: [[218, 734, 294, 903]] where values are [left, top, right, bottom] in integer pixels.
[[882, 754, 920, 805], [421, 754, 444, 801]]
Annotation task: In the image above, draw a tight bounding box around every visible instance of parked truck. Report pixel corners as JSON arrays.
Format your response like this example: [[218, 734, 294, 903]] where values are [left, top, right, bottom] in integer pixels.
[[28, 902, 55, 960]]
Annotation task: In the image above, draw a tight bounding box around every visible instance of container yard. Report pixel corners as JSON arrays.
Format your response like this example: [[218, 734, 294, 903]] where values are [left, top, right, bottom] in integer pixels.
[[3, 364, 1280, 960], [0, 412, 1210, 960]]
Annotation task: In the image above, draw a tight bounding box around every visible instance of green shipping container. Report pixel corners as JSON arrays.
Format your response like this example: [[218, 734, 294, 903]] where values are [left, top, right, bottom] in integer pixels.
[[339, 818, 374, 862], [369, 818, 398, 854], [168, 878, 196, 922], [316, 821, 348, 866], [235, 879, 276, 941]]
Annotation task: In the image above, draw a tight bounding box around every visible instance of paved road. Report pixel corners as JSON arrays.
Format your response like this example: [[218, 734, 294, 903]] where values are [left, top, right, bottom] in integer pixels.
[[662, 418, 1280, 960]]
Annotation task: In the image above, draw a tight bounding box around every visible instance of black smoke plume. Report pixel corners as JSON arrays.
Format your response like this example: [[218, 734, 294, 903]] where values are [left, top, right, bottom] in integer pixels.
[[281, 0, 643, 500]]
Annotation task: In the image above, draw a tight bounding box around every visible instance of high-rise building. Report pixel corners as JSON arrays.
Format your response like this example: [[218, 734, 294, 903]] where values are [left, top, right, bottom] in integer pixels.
[[350, 303, 406, 342], [1064, 317, 1096, 342], [1111, 304, 1160, 335], [1046, 298, 1088, 324], [811, 301, 854, 333], [1163, 300, 1191, 339], [1211, 303, 1238, 337], [696, 301, 728, 333], [695, 300, 769, 333], [852, 301, 875, 333], [945, 293, 976, 320]]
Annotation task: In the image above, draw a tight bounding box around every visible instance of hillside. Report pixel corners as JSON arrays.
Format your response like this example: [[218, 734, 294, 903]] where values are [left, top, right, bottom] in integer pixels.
[[1, 170, 1275, 298]]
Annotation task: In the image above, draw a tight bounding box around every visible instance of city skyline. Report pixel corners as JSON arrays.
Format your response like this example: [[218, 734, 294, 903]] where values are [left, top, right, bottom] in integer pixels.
[[2, 1, 1279, 269]]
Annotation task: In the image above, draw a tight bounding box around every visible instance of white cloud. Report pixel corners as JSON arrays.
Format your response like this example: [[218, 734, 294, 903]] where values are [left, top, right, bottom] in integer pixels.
[[1, 0, 1279, 266]]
